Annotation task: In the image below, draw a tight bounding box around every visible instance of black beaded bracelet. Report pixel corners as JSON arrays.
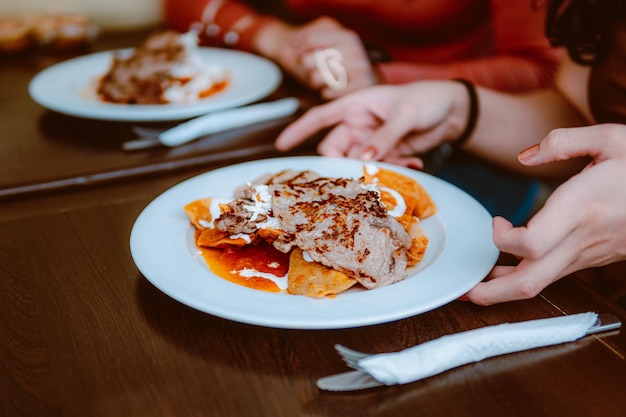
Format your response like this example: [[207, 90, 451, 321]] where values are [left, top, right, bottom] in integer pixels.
[[452, 78, 479, 147]]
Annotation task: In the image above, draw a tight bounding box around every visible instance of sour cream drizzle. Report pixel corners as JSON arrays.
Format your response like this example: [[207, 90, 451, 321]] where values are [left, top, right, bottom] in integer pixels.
[[162, 32, 228, 103], [237, 268, 288, 290], [364, 163, 407, 218], [244, 184, 272, 221], [199, 197, 231, 229], [229, 233, 252, 244], [380, 187, 407, 218]]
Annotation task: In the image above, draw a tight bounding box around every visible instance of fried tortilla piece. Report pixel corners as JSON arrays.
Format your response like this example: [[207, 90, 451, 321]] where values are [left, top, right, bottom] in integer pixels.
[[196, 228, 255, 248], [258, 227, 284, 243], [186, 198, 254, 248], [411, 182, 437, 220], [184, 198, 234, 229], [407, 220, 429, 265], [184, 198, 215, 229], [363, 166, 437, 223], [287, 249, 357, 297]]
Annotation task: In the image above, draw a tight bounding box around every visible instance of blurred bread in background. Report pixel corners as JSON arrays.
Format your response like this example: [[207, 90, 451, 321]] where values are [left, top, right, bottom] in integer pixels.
[[0, 0, 162, 31], [0, 0, 163, 53]]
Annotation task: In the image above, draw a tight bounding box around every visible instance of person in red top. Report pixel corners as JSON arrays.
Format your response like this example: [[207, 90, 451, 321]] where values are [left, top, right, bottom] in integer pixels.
[[164, 0, 561, 100]]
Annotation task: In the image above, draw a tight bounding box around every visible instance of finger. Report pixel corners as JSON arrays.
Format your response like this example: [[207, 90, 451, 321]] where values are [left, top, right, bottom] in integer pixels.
[[320, 87, 346, 101], [355, 109, 423, 160], [393, 120, 459, 156], [317, 124, 361, 157], [492, 187, 582, 259], [519, 124, 626, 166], [306, 66, 328, 91], [287, 54, 312, 82], [275, 100, 353, 151], [467, 228, 584, 306], [380, 154, 424, 170], [300, 52, 319, 72], [486, 265, 518, 279], [308, 66, 353, 97], [466, 255, 568, 305]]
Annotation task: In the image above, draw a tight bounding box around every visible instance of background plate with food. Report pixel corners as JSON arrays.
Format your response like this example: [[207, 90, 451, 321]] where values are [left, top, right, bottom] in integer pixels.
[[28, 46, 281, 121], [130, 156, 499, 329]]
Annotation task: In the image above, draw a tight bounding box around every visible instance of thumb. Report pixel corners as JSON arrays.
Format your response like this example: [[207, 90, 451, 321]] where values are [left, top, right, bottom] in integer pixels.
[[519, 124, 626, 166]]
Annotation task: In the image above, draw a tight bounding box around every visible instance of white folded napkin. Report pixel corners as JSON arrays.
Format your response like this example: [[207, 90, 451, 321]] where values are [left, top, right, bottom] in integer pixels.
[[358, 312, 598, 385]]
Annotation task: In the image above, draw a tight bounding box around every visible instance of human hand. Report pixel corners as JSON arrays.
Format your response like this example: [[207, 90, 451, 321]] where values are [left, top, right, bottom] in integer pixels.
[[466, 124, 626, 305], [281, 17, 377, 99], [275, 80, 470, 166]]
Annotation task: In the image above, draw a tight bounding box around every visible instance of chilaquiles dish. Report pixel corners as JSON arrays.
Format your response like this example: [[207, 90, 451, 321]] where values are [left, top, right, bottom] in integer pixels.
[[184, 164, 437, 297]]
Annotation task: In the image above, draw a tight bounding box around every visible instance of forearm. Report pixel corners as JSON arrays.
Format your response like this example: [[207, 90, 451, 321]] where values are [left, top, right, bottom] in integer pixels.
[[378, 53, 560, 93], [462, 88, 587, 178]]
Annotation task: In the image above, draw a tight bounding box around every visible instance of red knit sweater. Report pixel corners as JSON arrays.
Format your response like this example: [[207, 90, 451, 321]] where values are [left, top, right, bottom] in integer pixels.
[[164, 0, 562, 92]]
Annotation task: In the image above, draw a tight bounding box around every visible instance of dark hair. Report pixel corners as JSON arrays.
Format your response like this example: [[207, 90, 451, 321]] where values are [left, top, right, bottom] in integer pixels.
[[545, 0, 625, 65]]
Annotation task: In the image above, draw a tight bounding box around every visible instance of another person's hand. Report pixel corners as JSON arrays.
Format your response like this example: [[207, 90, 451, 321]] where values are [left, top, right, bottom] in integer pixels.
[[288, 17, 377, 99], [254, 17, 377, 100], [275, 80, 472, 166], [467, 124, 626, 305]]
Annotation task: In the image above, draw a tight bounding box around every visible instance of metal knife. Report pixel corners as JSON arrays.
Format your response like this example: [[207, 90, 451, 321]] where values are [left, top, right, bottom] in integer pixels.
[[317, 370, 384, 392], [123, 97, 299, 151]]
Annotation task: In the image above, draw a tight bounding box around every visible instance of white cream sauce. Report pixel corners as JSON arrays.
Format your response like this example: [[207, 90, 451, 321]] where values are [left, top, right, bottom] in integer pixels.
[[236, 268, 288, 290]]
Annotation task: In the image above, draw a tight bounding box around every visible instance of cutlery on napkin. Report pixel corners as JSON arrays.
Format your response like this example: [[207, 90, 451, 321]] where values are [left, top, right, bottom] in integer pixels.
[[122, 97, 299, 151], [317, 312, 621, 391]]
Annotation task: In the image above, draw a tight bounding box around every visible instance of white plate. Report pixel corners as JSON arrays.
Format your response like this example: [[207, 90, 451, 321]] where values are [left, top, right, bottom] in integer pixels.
[[28, 47, 282, 121], [130, 157, 499, 329]]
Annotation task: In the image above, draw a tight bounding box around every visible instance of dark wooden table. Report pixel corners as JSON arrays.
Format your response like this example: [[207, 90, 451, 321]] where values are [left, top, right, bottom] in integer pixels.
[[1, 28, 625, 417]]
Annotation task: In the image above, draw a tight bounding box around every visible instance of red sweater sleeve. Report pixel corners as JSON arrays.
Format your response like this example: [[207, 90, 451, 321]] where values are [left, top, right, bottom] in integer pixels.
[[378, 0, 562, 92], [163, 0, 277, 52]]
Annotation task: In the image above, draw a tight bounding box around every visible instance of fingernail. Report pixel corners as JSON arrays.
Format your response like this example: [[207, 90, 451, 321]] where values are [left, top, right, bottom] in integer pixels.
[[361, 146, 377, 161], [518, 144, 539, 162], [456, 294, 470, 302]]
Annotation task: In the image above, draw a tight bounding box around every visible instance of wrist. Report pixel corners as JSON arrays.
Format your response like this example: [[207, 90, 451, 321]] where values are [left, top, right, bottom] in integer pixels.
[[450, 79, 479, 148]]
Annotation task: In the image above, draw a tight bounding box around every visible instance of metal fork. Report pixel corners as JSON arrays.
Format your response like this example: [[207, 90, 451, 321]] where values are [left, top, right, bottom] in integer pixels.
[[335, 344, 372, 372]]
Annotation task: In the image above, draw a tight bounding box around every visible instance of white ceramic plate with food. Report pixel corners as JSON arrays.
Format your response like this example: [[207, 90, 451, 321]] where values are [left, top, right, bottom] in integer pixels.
[[130, 156, 499, 329], [28, 47, 282, 121]]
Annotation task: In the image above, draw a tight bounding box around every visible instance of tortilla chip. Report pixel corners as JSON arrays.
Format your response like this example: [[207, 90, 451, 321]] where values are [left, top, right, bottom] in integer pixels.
[[363, 166, 437, 223], [405, 218, 428, 265], [184, 198, 214, 229], [186, 198, 253, 247], [196, 228, 256, 248], [258, 227, 284, 243], [287, 249, 357, 297], [411, 182, 438, 220]]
